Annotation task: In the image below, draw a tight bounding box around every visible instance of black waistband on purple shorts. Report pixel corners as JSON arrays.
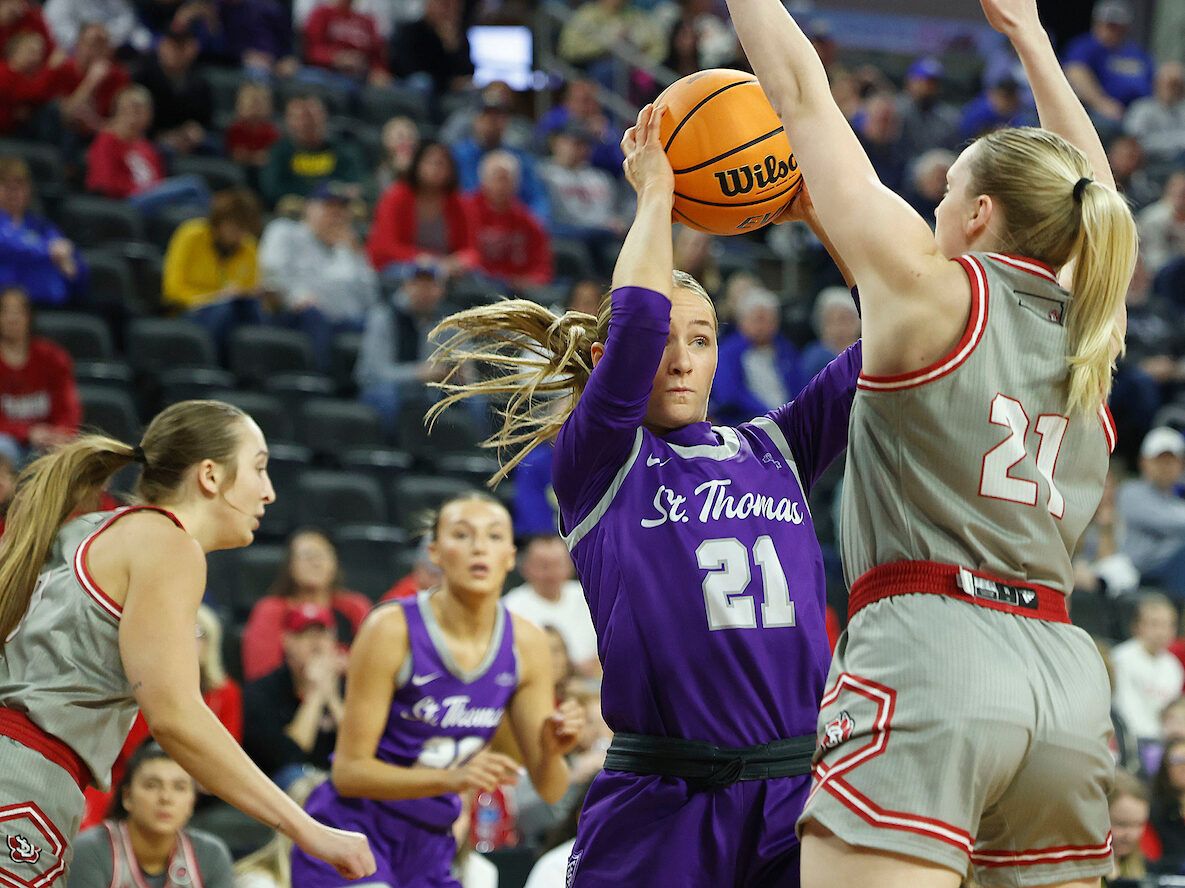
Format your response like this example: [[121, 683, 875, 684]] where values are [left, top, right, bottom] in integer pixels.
[[604, 733, 815, 789]]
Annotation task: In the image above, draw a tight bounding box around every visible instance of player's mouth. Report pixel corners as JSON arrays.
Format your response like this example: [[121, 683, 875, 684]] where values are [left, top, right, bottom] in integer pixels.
[[668, 387, 693, 395], [469, 563, 490, 578]]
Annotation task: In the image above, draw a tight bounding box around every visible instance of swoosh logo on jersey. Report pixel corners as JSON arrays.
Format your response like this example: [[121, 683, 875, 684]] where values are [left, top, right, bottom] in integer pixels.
[[646, 455, 671, 467], [495, 672, 516, 687], [411, 673, 441, 687]]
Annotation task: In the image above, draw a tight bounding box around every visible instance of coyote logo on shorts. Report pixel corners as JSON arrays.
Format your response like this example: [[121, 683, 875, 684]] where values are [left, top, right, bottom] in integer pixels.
[[7, 835, 40, 865], [821, 710, 854, 751], [565, 849, 582, 887]]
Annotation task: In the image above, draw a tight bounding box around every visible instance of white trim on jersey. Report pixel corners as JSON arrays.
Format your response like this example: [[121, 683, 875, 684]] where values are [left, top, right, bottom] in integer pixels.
[[747, 416, 812, 520], [561, 428, 645, 551], [985, 253, 1059, 284], [667, 426, 742, 460]]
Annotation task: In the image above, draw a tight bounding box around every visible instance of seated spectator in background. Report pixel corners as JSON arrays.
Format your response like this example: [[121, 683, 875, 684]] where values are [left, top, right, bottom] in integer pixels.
[[380, 535, 441, 601], [1138, 172, 1185, 275], [536, 78, 623, 178], [0, 285, 79, 464], [243, 603, 345, 785], [1126, 61, 1185, 163], [1112, 593, 1184, 743], [214, 0, 295, 76], [1152, 736, 1185, 875], [896, 57, 960, 156], [522, 782, 594, 888], [1109, 134, 1162, 210], [355, 261, 463, 434], [43, 0, 149, 51], [440, 80, 534, 151], [557, 0, 665, 87], [1109, 769, 1152, 885], [134, 22, 212, 157], [711, 288, 805, 427], [902, 147, 954, 227], [540, 124, 623, 278], [0, 31, 66, 136], [959, 71, 1036, 141], [375, 115, 419, 190], [302, 0, 390, 87], [258, 181, 378, 369], [1063, 0, 1154, 123], [0, 451, 13, 536], [453, 94, 548, 221], [260, 93, 364, 207], [367, 140, 475, 277], [672, 225, 721, 296], [85, 85, 210, 214], [390, 0, 472, 95], [663, 15, 702, 81], [0, 0, 54, 62], [801, 285, 860, 380], [1119, 427, 1185, 596], [1073, 470, 1140, 599], [503, 535, 599, 677], [242, 529, 369, 681], [224, 81, 280, 171], [56, 23, 129, 136], [294, 0, 403, 43], [464, 151, 552, 293], [0, 156, 84, 306], [513, 438, 557, 537], [68, 743, 235, 888]]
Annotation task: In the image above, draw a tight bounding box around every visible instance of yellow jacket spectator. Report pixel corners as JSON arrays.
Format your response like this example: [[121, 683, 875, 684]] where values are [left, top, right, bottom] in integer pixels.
[[162, 188, 261, 310]]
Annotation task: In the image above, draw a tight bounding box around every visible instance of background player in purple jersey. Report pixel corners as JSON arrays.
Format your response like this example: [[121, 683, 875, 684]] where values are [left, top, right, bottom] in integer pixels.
[[422, 107, 861, 886], [291, 491, 585, 888]]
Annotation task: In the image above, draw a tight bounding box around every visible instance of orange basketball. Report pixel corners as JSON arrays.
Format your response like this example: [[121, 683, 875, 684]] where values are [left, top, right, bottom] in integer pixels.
[[656, 69, 802, 236]]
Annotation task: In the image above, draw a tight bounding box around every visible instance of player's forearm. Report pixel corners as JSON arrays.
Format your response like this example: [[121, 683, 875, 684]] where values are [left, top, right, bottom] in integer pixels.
[[527, 753, 571, 806], [723, 0, 831, 117], [331, 756, 460, 800], [611, 187, 674, 296]]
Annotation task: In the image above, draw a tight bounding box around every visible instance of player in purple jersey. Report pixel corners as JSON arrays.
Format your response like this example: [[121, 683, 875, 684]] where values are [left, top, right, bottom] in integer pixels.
[[421, 107, 862, 886], [291, 491, 585, 888]]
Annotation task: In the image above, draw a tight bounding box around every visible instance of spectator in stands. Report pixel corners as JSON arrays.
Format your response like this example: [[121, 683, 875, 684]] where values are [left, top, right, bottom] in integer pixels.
[[1064, 0, 1154, 123], [1108, 134, 1161, 210], [1112, 593, 1184, 743], [243, 603, 345, 785], [214, 0, 295, 76], [380, 535, 441, 601], [302, 0, 391, 87], [163, 188, 263, 348], [503, 535, 599, 677], [0, 285, 80, 464], [0, 155, 85, 306], [663, 16, 701, 81], [1126, 61, 1185, 164], [958, 71, 1035, 142], [56, 22, 129, 136], [0, 0, 54, 63], [540, 124, 623, 278], [260, 93, 365, 207], [294, 0, 403, 44], [242, 529, 370, 682], [440, 80, 534, 151], [1109, 769, 1152, 884], [901, 148, 954, 228], [1073, 470, 1140, 599], [513, 437, 557, 538], [453, 94, 548, 220], [800, 285, 860, 380], [44, 0, 149, 51], [672, 226, 721, 295], [85, 85, 210, 214], [390, 0, 472, 95], [557, 0, 665, 89], [1118, 427, 1185, 597], [1138, 171, 1185, 275], [0, 31, 66, 136], [224, 81, 279, 171], [464, 150, 552, 293], [375, 115, 419, 190], [536, 78, 624, 178], [711, 287, 805, 427], [258, 180, 377, 369], [68, 742, 235, 888], [1152, 736, 1185, 875], [896, 57, 960, 156], [366, 140, 475, 277], [0, 451, 13, 536], [134, 22, 212, 157], [543, 624, 574, 699]]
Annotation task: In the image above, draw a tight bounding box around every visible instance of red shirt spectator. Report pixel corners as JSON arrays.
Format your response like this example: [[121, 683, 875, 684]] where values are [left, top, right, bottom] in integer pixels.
[[56, 23, 129, 131], [85, 86, 165, 199], [0, 32, 67, 134], [225, 81, 280, 166], [303, 0, 387, 79], [226, 118, 280, 156], [463, 152, 552, 290], [0, 0, 55, 65]]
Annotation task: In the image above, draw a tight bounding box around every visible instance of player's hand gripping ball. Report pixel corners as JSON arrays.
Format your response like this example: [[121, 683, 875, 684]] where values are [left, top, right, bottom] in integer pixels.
[[656, 68, 803, 235]]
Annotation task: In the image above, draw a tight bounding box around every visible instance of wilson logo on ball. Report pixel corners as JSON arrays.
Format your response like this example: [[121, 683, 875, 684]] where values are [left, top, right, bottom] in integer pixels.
[[713, 154, 799, 198]]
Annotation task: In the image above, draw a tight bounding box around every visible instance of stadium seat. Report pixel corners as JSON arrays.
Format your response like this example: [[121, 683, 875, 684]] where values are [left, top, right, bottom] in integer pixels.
[[35, 312, 114, 360], [263, 372, 336, 414], [0, 139, 65, 195], [330, 332, 362, 395], [213, 390, 296, 445], [158, 367, 238, 406], [228, 327, 316, 386], [74, 360, 134, 390], [275, 78, 350, 116], [389, 475, 475, 532], [59, 196, 145, 248], [256, 442, 312, 540], [203, 67, 249, 119], [235, 544, 287, 619], [79, 385, 141, 441], [116, 242, 164, 312], [171, 155, 248, 191], [397, 408, 481, 463], [296, 470, 387, 527], [359, 83, 429, 125], [127, 318, 218, 375], [341, 447, 414, 487], [149, 204, 205, 251], [298, 398, 384, 457], [551, 238, 594, 281], [333, 523, 410, 601], [80, 250, 138, 315], [437, 453, 501, 489]]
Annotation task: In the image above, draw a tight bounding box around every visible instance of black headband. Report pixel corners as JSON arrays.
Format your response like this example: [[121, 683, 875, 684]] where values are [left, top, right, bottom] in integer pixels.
[[1072, 177, 1093, 203], [131, 445, 148, 465]]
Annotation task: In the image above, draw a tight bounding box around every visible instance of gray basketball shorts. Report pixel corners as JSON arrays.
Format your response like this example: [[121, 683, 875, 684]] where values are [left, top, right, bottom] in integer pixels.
[[0, 736, 85, 888], [798, 592, 1114, 888]]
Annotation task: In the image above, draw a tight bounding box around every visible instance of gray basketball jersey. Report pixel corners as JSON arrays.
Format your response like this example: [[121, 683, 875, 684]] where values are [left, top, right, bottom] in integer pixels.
[[841, 252, 1116, 594], [0, 507, 180, 789]]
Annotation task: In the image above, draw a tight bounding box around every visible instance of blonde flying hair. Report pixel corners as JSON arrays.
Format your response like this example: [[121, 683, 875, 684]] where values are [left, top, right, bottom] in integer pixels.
[[428, 270, 712, 484], [969, 127, 1138, 414], [0, 400, 249, 644]]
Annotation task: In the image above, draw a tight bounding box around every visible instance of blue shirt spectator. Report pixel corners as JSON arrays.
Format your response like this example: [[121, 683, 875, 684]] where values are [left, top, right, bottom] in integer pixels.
[[959, 75, 1037, 142], [1063, 0, 1154, 120], [0, 157, 85, 306], [536, 78, 624, 178], [453, 97, 548, 221], [513, 440, 558, 536], [800, 286, 861, 382]]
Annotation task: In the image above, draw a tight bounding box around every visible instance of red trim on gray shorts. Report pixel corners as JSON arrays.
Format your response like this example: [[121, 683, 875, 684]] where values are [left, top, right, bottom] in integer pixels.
[[849, 561, 1070, 624], [0, 710, 89, 791]]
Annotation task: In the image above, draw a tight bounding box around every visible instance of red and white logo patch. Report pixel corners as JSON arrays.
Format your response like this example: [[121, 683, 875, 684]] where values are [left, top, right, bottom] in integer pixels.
[[6, 837, 39, 866], [821, 709, 854, 752]]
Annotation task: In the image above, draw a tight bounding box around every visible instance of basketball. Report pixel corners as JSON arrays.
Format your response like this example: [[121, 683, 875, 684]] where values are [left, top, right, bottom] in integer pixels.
[[656, 69, 803, 236]]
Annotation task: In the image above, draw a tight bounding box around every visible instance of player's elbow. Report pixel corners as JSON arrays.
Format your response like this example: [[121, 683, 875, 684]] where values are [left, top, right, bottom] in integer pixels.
[[330, 758, 366, 797]]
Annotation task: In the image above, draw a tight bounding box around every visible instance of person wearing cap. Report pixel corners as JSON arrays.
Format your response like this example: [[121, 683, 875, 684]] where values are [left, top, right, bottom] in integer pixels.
[[260, 93, 365, 207], [452, 93, 549, 221], [258, 179, 378, 370], [957, 67, 1038, 141], [242, 601, 345, 787], [1117, 426, 1185, 596], [1063, 0, 1153, 122], [535, 78, 624, 179], [440, 80, 534, 152], [896, 57, 960, 156], [133, 22, 212, 156]]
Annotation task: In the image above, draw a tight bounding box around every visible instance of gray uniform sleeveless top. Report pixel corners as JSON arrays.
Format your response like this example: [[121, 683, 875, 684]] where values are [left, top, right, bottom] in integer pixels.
[[840, 252, 1116, 594], [0, 507, 182, 789]]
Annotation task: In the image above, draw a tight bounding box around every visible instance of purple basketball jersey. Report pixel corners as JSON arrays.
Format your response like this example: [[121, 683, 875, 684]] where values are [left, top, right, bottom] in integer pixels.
[[305, 593, 518, 832]]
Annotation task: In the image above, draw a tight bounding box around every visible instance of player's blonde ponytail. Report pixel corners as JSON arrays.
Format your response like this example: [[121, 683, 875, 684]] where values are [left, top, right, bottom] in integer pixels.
[[428, 271, 712, 485], [970, 127, 1137, 414]]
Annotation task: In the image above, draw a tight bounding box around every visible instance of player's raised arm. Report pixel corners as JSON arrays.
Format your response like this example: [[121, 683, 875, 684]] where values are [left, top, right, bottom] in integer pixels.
[[612, 103, 675, 298]]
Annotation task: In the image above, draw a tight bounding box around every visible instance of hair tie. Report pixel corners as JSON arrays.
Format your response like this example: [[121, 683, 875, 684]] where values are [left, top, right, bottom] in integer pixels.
[[131, 445, 148, 466], [1072, 177, 1093, 203]]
